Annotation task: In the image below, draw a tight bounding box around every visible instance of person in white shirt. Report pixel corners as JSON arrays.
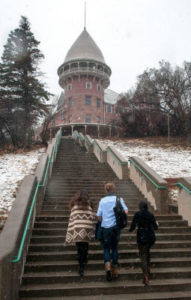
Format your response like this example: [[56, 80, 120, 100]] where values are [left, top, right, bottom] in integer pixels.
[[97, 182, 128, 281]]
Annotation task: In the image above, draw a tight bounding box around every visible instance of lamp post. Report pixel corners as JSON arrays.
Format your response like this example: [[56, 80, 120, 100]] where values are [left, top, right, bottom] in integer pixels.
[[167, 113, 170, 142]]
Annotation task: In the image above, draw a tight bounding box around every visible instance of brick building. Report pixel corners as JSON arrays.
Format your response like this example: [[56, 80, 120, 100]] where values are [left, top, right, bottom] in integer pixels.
[[51, 27, 120, 137]]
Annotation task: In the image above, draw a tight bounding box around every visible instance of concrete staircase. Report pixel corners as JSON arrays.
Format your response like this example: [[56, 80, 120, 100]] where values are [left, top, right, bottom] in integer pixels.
[[19, 137, 191, 300]]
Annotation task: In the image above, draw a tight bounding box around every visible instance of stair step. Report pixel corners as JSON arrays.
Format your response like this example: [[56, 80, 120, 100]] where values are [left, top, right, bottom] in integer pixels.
[[35, 215, 183, 221], [31, 233, 191, 242], [22, 267, 191, 284], [32, 228, 191, 235], [28, 241, 191, 251], [19, 290, 191, 300], [19, 278, 191, 298], [19, 138, 191, 299], [33, 220, 188, 228], [26, 249, 191, 262], [24, 257, 191, 272]]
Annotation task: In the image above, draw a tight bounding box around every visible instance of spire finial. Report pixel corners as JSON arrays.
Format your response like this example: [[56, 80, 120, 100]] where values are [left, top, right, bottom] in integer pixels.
[[84, 1, 86, 30]]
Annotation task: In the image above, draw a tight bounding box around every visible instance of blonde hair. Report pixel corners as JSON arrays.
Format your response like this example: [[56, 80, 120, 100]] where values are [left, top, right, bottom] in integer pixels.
[[104, 182, 116, 194]]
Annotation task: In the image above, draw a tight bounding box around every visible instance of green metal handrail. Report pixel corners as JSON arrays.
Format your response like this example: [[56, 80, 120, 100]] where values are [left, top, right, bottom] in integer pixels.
[[12, 130, 62, 263], [107, 147, 128, 166], [73, 131, 79, 139], [12, 181, 40, 263], [39, 131, 61, 188], [129, 158, 167, 189], [84, 135, 92, 146], [175, 182, 191, 195], [79, 133, 85, 141], [39, 155, 51, 188]]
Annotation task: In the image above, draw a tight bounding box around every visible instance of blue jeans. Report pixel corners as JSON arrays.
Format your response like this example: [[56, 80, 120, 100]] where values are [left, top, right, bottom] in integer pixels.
[[102, 226, 120, 265]]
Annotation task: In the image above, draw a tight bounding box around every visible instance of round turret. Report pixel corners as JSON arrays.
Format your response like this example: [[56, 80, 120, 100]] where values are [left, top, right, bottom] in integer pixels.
[[57, 28, 112, 125], [58, 28, 111, 89]]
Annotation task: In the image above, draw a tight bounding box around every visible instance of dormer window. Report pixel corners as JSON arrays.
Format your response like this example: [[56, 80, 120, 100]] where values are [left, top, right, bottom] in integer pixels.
[[86, 82, 92, 89]]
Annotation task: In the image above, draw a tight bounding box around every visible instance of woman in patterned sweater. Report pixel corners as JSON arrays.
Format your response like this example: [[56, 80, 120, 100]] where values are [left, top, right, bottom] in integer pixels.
[[65, 190, 95, 276]]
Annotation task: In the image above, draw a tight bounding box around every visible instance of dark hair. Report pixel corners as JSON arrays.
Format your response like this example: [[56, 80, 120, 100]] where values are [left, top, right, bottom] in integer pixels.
[[104, 182, 116, 194], [139, 201, 148, 211], [70, 190, 93, 209]]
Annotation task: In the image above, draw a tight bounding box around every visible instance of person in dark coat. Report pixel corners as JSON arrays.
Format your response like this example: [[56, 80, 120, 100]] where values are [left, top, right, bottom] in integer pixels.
[[129, 201, 158, 285]]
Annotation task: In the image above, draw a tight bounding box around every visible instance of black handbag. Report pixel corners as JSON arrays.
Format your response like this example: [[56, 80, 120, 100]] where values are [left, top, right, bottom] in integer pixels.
[[113, 196, 128, 229]]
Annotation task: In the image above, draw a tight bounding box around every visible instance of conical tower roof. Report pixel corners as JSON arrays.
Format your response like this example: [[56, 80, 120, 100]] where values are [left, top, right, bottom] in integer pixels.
[[64, 28, 105, 64]]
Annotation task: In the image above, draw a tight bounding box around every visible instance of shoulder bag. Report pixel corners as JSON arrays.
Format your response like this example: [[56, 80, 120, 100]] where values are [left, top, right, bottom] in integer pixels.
[[113, 196, 128, 229]]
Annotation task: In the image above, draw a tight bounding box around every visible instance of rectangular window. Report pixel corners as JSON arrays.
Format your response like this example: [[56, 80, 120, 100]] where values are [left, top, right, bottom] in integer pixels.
[[97, 84, 101, 91], [96, 98, 101, 107], [107, 104, 112, 113], [86, 82, 92, 89], [85, 115, 91, 123], [68, 97, 72, 107], [60, 111, 64, 120], [85, 96, 91, 105], [52, 116, 55, 126], [67, 84, 72, 91], [96, 116, 101, 123]]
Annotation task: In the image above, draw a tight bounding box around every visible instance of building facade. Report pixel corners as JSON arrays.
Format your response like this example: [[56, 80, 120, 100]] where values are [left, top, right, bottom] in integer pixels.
[[51, 28, 120, 136]]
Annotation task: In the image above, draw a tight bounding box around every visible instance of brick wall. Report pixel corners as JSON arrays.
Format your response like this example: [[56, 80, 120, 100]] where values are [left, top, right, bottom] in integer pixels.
[[53, 76, 118, 126]]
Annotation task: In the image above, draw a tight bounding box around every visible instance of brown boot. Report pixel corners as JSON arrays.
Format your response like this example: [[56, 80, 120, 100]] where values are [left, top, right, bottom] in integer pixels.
[[111, 264, 119, 278], [105, 262, 112, 281], [147, 265, 151, 276], [143, 274, 149, 286]]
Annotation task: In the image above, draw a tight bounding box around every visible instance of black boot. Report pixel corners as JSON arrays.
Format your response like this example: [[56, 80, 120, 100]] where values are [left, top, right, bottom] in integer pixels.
[[78, 264, 84, 277]]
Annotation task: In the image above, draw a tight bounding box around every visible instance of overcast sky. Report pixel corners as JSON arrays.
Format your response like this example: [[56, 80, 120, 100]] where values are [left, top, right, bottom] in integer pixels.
[[1, 0, 191, 97]]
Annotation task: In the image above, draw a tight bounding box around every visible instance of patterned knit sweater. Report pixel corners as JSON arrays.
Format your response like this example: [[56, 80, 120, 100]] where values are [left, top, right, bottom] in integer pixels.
[[65, 205, 95, 244]]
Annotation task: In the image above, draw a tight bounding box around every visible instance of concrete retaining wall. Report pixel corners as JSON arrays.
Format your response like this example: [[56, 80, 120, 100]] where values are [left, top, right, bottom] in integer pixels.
[[78, 132, 85, 147], [177, 177, 191, 225], [0, 129, 62, 300], [84, 135, 93, 153], [107, 146, 128, 179], [93, 140, 107, 163], [0, 176, 36, 300], [72, 131, 191, 216], [129, 157, 168, 213]]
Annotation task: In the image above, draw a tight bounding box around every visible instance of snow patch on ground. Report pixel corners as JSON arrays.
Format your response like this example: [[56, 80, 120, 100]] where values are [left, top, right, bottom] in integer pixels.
[[0, 148, 45, 216], [99, 139, 191, 178], [0, 139, 191, 230], [98, 139, 191, 203]]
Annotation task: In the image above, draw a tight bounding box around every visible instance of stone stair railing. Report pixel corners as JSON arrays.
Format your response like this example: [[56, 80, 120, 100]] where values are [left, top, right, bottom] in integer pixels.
[[94, 139, 107, 163], [176, 178, 191, 225], [129, 157, 168, 214], [0, 129, 62, 300], [19, 135, 191, 299], [72, 131, 190, 217]]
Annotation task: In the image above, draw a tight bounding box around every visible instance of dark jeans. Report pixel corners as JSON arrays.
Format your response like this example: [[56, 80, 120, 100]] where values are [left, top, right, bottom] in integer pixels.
[[138, 243, 152, 275], [102, 226, 120, 265], [76, 242, 89, 268]]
